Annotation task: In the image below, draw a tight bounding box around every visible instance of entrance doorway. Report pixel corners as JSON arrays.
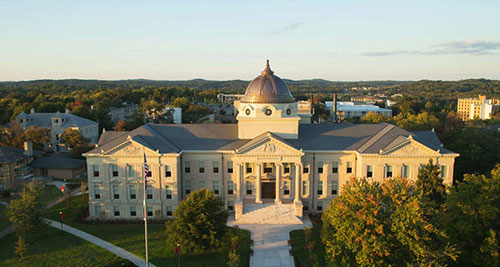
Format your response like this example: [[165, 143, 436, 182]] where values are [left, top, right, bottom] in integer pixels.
[[261, 182, 276, 199]]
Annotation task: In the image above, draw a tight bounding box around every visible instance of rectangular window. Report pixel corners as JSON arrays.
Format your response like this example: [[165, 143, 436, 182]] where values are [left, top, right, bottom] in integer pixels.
[[346, 162, 352, 174], [213, 161, 219, 173], [111, 164, 118, 177], [303, 165, 309, 174], [441, 165, 447, 178], [213, 181, 220, 195], [185, 181, 191, 195], [94, 184, 101, 199], [318, 162, 324, 174], [165, 165, 171, 177], [402, 165, 409, 178], [284, 180, 290, 195], [227, 181, 234, 195], [129, 185, 136, 199], [302, 180, 308, 196], [113, 206, 120, 217], [332, 161, 338, 174], [146, 184, 153, 199], [284, 163, 290, 174], [199, 180, 205, 190], [227, 162, 233, 173], [246, 163, 253, 174], [112, 184, 120, 199], [332, 180, 338, 195], [166, 185, 172, 199], [246, 181, 252, 195], [94, 206, 101, 217], [264, 163, 273, 174], [227, 201, 234, 211], [166, 206, 173, 216], [199, 161, 205, 173], [147, 206, 153, 217], [386, 165, 393, 178], [130, 206, 136, 217], [93, 165, 99, 177], [127, 165, 135, 178], [367, 165, 373, 178], [185, 161, 190, 173], [303, 200, 309, 211], [317, 181, 323, 195], [317, 201, 323, 211]]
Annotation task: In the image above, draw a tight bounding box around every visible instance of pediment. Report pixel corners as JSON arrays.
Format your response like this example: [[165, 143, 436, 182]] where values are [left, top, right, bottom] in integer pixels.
[[236, 133, 303, 156], [381, 139, 440, 156], [101, 138, 160, 157]]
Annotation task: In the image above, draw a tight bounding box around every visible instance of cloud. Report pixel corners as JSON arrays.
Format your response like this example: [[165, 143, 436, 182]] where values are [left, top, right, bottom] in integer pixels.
[[361, 41, 500, 56], [268, 22, 303, 34]]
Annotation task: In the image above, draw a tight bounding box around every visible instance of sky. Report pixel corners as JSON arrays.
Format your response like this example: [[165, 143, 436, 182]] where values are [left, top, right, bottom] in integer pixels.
[[1, 0, 499, 81]]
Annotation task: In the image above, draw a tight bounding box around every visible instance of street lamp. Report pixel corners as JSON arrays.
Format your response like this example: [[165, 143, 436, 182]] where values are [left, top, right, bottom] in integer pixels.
[[176, 243, 180, 267], [58, 211, 63, 231]]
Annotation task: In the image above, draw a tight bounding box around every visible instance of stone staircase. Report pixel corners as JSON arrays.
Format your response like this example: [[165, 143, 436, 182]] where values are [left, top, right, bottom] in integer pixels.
[[234, 203, 303, 224]]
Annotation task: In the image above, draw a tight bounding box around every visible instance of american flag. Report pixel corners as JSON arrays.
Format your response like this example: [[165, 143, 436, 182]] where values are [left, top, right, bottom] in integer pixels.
[[143, 150, 149, 220]]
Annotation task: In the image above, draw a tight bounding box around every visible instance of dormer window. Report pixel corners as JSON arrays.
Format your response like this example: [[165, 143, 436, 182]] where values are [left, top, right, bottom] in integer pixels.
[[264, 108, 272, 116], [54, 119, 59, 123]]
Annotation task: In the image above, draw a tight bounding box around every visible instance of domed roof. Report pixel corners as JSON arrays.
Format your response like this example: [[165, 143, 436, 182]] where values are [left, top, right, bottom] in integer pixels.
[[240, 60, 295, 104]]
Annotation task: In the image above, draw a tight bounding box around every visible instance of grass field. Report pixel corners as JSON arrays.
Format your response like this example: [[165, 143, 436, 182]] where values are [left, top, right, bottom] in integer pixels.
[[45, 194, 251, 267], [289, 222, 327, 267], [39, 184, 63, 206], [0, 226, 129, 267]]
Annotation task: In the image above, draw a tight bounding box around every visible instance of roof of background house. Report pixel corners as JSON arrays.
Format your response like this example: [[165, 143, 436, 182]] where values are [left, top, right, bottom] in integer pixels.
[[0, 146, 43, 163], [16, 111, 98, 128], [86, 123, 456, 155], [29, 154, 86, 169]]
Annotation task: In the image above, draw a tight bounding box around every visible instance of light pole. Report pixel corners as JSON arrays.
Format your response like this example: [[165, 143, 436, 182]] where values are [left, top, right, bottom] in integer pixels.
[[177, 243, 180, 267], [58, 211, 63, 231]]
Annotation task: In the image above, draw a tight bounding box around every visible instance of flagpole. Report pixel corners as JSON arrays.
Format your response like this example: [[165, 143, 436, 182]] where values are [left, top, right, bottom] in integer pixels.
[[143, 146, 149, 267]]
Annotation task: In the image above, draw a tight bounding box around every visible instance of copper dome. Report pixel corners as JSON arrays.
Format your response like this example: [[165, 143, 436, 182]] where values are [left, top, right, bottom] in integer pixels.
[[240, 60, 295, 104]]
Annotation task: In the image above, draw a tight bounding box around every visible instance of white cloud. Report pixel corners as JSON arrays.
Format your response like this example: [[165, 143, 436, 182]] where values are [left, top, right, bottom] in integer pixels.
[[361, 41, 500, 56]]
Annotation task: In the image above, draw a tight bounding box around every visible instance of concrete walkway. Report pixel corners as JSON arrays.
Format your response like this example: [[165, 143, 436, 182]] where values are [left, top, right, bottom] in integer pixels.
[[45, 219, 156, 267], [229, 216, 312, 267]]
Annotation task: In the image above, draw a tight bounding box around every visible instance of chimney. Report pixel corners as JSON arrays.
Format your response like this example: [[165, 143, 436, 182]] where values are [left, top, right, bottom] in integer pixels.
[[332, 94, 337, 122], [65, 108, 70, 114], [30, 108, 35, 114], [310, 93, 314, 123], [24, 141, 33, 156]]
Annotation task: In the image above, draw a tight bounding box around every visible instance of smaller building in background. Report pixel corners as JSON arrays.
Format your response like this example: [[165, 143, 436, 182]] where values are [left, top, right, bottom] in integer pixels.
[[163, 107, 182, 124], [297, 100, 312, 124], [457, 95, 500, 121], [351, 95, 384, 105], [108, 103, 138, 123], [0, 142, 43, 191], [30, 154, 86, 180], [15, 108, 99, 152], [217, 93, 244, 103], [325, 101, 392, 120]]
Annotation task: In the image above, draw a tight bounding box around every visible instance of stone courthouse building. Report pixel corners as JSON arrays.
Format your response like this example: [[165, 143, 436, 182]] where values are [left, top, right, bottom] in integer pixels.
[[84, 61, 458, 222]]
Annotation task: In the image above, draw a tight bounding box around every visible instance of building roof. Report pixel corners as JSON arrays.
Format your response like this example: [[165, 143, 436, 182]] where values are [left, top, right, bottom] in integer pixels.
[[0, 146, 43, 163], [87, 123, 456, 155], [29, 154, 86, 169], [16, 111, 98, 128], [325, 101, 392, 112], [240, 60, 295, 104]]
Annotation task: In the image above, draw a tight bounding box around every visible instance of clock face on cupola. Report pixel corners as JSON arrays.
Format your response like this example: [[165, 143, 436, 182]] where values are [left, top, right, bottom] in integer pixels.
[[237, 60, 300, 139]]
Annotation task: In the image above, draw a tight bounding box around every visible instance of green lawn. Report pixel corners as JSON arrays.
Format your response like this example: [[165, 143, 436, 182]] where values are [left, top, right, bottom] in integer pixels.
[[0, 205, 9, 230], [0, 226, 130, 267], [289, 222, 327, 267], [39, 184, 63, 206], [45, 194, 251, 267]]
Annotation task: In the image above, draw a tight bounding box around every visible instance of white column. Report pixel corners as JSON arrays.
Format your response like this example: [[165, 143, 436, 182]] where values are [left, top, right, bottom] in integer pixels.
[[294, 163, 301, 202], [275, 163, 281, 204], [237, 163, 243, 201], [256, 163, 262, 203]]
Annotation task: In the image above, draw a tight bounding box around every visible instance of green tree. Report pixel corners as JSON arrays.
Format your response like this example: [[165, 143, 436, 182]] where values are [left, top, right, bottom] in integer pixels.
[[165, 189, 228, 253], [360, 111, 392, 124], [444, 164, 500, 266], [322, 177, 457, 266], [15, 236, 28, 260], [172, 97, 190, 110], [7, 182, 44, 240], [60, 128, 89, 150], [416, 159, 446, 208]]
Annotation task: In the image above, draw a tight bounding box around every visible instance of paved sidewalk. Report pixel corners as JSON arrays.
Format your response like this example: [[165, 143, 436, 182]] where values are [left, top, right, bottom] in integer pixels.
[[231, 216, 312, 267], [45, 219, 156, 267]]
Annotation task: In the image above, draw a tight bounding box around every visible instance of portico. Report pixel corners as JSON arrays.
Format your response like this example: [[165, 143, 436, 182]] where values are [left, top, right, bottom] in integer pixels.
[[232, 132, 304, 220]]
